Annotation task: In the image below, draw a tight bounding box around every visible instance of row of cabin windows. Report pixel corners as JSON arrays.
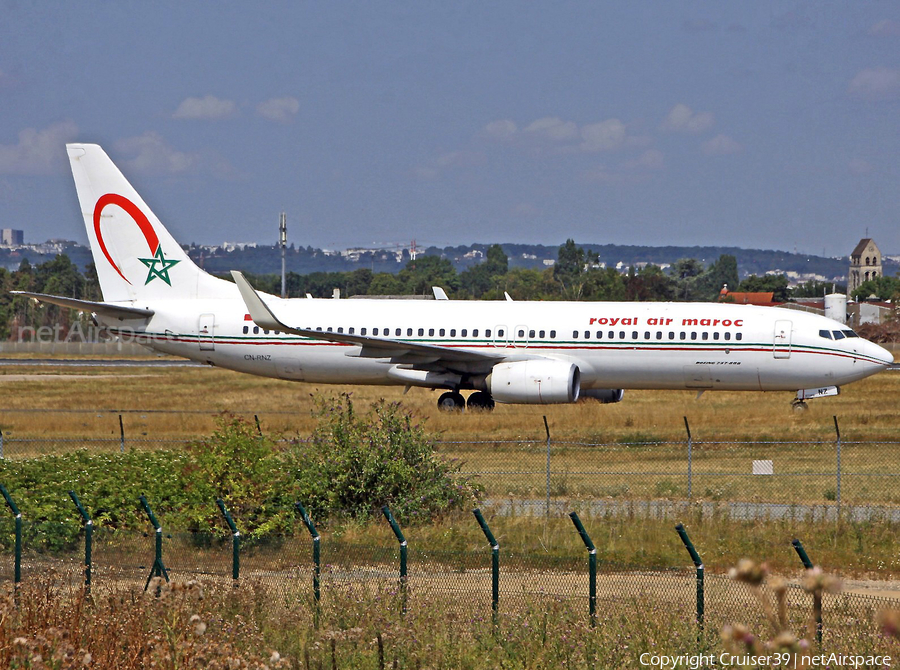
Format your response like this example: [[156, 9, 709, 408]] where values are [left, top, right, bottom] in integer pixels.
[[573, 330, 742, 342], [240, 324, 741, 342]]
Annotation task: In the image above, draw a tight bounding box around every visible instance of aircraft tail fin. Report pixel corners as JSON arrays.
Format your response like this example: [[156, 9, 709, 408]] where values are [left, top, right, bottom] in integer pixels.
[[66, 143, 234, 303]]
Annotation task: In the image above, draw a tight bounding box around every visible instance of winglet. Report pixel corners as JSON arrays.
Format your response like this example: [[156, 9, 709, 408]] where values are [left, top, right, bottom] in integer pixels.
[[230, 271, 284, 331], [432, 286, 449, 301]]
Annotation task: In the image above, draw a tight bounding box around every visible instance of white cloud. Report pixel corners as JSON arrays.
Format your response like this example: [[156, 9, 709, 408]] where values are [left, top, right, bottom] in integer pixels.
[[172, 95, 237, 120], [114, 133, 196, 174], [482, 119, 518, 139], [701, 134, 742, 156], [0, 121, 79, 175], [848, 67, 900, 101], [579, 119, 627, 152], [661, 104, 715, 133], [256, 97, 300, 123], [869, 19, 900, 37], [849, 158, 874, 175], [524, 116, 579, 141]]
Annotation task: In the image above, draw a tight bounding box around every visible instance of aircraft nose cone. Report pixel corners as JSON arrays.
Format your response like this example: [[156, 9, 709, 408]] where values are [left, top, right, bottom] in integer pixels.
[[868, 340, 894, 367]]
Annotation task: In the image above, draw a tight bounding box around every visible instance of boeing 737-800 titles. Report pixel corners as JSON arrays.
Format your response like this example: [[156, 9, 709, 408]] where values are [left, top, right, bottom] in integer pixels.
[[12, 144, 894, 413]]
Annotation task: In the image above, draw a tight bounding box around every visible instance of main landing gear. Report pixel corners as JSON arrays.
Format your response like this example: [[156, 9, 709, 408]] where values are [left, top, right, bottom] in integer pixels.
[[437, 391, 496, 413]]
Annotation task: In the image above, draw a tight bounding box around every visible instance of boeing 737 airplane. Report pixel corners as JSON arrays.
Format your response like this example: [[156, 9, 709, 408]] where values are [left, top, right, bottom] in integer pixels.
[[12, 144, 895, 413]]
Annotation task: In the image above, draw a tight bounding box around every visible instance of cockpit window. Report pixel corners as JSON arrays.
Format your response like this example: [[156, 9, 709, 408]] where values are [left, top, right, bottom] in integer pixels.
[[819, 329, 833, 340], [832, 330, 845, 340], [843, 330, 859, 338]]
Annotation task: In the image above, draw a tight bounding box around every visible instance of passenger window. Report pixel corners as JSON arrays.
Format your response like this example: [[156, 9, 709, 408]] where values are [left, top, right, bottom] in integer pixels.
[[529, 330, 535, 338], [724, 332, 731, 341], [584, 331, 590, 339], [439, 328, 445, 337], [735, 333, 742, 341], [595, 331, 602, 339], [349, 327, 355, 334], [450, 329, 456, 337], [396, 328, 401, 336], [819, 329, 832, 339], [644, 331, 651, 340], [668, 332, 675, 340], [573, 331, 579, 339], [337, 327, 344, 333], [254, 326, 260, 334], [832, 330, 845, 340], [713, 332, 720, 340], [656, 331, 662, 340], [264, 329, 270, 335], [407, 328, 413, 336], [498, 329, 505, 337], [485, 329, 491, 337], [418, 328, 424, 336], [619, 331, 625, 339], [242, 326, 249, 335], [360, 328, 366, 335], [539, 330, 545, 338], [690, 332, 697, 340], [549, 330, 556, 338], [474, 329, 480, 337], [518, 329, 525, 337], [632, 331, 638, 339], [609, 331, 614, 339], [461, 329, 467, 337], [429, 328, 435, 337], [373, 328, 379, 336], [701, 332, 708, 341], [680, 332, 686, 340]]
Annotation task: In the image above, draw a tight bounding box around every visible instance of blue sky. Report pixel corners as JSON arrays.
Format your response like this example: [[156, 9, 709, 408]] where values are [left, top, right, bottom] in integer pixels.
[[1, 2, 898, 257]]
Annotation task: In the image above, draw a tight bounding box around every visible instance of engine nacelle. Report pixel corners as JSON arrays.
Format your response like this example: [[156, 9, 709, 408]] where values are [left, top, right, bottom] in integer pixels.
[[488, 360, 581, 404], [580, 388, 625, 404]]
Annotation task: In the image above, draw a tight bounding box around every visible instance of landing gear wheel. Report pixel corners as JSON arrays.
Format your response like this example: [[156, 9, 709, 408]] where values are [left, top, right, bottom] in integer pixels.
[[791, 400, 809, 413], [437, 391, 466, 412], [466, 391, 495, 412]]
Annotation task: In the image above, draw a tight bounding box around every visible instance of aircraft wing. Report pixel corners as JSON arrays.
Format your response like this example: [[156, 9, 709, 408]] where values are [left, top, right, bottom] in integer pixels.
[[10, 291, 154, 320], [231, 271, 507, 369]]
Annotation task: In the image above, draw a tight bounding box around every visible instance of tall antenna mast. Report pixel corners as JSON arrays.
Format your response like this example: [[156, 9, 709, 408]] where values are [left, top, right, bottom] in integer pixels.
[[279, 211, 287, 298]]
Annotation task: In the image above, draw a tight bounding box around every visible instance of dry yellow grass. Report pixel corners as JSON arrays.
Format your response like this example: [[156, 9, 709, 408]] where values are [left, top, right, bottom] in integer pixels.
[[0, 355, 898, 442]]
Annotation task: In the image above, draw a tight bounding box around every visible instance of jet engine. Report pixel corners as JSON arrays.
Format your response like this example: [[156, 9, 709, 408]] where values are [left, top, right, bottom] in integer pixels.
[[488, 360, 581, 404], [580, 388, 625, 404]]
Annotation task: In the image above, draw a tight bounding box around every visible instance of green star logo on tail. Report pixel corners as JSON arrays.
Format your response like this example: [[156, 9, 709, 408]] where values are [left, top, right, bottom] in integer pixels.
[[138, 246, 180, 286]]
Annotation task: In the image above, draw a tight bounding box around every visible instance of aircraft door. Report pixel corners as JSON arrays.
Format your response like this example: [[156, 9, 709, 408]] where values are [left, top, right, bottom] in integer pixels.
[[491, 325, 509, 348], [513, 325, 530, 348], [773, 319, 792, 359], [199, 313, 215, 351]]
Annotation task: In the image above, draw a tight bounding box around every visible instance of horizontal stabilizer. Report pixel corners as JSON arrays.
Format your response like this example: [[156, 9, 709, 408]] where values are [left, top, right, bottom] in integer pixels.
[[10, 291, 154, 320]]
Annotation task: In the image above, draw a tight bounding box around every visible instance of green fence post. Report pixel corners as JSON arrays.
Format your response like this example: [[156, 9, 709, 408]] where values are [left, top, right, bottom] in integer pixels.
[[684, 417, 693, 501], [69, 491, 92, 594], [295, 501, 321, 624], [0, 484, 21, 588], [216, 499, 240, 585], [0, 428, 4, 459], [473, 508, 500, 622], [569, 512, 596, 627], [139, 495, 169, 591], [792, 538, 822, 644], [675, 523, 704, 633], [382, 506, 408, 614]]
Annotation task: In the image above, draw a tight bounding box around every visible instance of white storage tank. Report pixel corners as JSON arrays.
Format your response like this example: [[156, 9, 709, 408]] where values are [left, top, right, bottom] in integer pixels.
[[825, 293, 847, 324]]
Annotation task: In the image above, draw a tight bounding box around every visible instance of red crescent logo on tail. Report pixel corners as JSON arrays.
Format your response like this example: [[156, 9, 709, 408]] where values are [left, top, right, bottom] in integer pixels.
[[93, 193, 160, 285]]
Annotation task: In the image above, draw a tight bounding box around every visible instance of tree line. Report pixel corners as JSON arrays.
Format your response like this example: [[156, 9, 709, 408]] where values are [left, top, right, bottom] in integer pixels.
[[3, 239, 891, 341]]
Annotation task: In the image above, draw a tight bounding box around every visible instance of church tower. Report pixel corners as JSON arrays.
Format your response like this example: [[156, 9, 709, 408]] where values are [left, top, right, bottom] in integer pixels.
[[849, 238, 882, 295]]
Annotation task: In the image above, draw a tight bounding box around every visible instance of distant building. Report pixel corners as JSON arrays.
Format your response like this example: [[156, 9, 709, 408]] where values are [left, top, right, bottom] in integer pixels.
[[1, 229, 23, 245], [849, 238, 882, 294]]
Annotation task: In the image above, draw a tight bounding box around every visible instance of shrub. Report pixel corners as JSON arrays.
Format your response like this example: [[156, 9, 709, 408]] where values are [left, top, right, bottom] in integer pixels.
[[287, 394, 482, 524]]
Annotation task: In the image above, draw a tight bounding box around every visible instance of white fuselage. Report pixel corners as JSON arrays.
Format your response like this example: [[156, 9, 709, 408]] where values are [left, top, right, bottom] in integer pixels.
[[103, 294, 893, 394]]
